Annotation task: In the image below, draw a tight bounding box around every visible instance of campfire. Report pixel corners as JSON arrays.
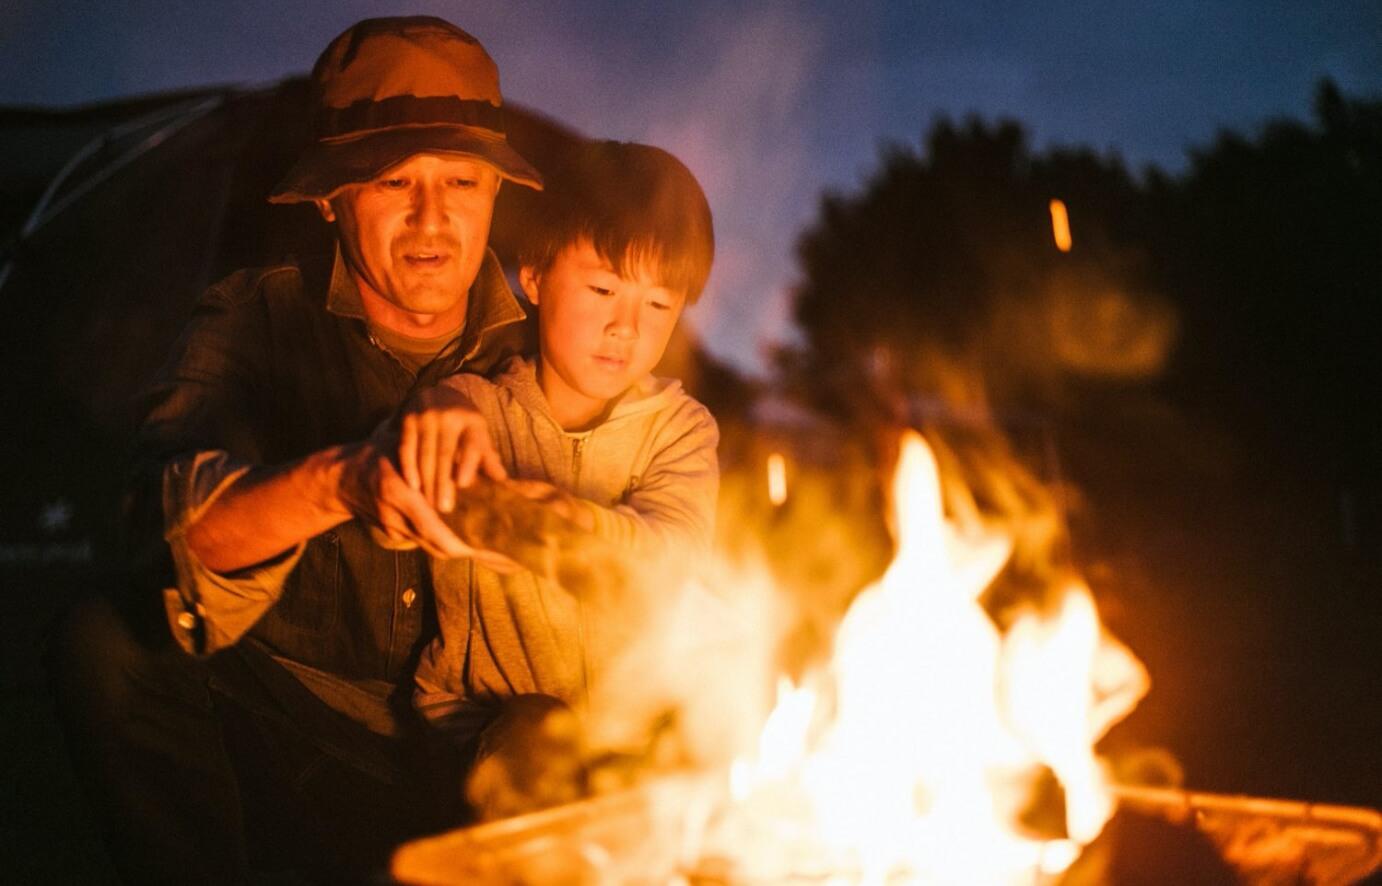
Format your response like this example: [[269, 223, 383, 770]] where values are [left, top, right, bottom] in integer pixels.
[[696, 431, 1146, 883], [393, 431, 1382, 885]]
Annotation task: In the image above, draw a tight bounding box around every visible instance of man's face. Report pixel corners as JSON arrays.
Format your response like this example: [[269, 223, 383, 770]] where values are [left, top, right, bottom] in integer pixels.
[[521, 239, 685, 430], [319, 154, 500, 330]]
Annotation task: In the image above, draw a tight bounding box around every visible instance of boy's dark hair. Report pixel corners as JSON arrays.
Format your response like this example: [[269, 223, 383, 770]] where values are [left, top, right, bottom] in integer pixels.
[[517, 140, 715, 303]]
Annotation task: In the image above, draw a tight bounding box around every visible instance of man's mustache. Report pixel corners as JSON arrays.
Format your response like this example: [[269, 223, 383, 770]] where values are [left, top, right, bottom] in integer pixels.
[[394, 237, 463, 255]]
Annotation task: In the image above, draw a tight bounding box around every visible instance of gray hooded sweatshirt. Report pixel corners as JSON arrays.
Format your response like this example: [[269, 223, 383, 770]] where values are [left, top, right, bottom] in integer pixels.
[[414, 356, 719, 719]]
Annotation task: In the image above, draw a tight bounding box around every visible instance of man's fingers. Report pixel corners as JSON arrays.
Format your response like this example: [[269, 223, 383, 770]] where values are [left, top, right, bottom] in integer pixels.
[[374, 450, 520, 567], [399, 416, 421, 492], [435, 422, 460, 513], [471, 550, 524, 574], [402, 507, 521, 571], [418, 415, 438, 509], [400, 491, 470, 559], [370, 517, 420, 551], [384, 510, 452, 560], [455, 433, 486, 491], [414, 536, 458, 560], [373, 454, 467, 558], [399, 499, 521, 571], [480, 448, 508, 482]]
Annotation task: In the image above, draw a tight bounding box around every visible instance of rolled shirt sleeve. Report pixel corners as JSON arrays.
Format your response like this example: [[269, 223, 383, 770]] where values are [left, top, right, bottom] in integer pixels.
[[161, 450, 305, 655]]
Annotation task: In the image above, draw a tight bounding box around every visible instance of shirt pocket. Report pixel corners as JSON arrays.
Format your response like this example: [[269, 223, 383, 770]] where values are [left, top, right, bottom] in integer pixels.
[[270, 530, 342, 633]]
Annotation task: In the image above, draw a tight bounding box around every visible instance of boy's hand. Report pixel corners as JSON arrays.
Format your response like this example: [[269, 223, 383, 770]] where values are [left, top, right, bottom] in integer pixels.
[[435, 478, 594, 581], [398, 384, 507, 514], [506, 479, 596, 532]]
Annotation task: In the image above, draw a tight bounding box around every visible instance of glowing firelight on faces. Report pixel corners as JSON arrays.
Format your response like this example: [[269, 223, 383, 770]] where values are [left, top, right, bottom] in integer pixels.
[[713, 431, 1149, 883]]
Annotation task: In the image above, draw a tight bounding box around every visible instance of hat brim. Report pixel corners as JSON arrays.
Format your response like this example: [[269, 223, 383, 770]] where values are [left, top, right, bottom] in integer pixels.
[[269, 124, 543, 203]]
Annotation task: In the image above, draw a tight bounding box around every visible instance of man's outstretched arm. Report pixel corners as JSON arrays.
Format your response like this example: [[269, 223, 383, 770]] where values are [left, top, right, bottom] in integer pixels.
[[131, 268, 512, 654], [396, 377, 719, 574], [184, 437, 478, 574]]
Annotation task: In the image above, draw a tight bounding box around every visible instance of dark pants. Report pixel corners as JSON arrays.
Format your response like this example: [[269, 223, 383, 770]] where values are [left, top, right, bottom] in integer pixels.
[[44, 595, 459, 885]]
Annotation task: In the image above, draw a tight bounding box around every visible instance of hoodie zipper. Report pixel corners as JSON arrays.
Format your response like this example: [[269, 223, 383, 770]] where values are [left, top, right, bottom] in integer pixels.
[[571, 436, 587, 491]]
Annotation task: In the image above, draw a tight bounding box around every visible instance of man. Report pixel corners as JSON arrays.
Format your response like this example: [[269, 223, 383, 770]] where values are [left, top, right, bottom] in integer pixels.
[[47, 17, 540, 884]]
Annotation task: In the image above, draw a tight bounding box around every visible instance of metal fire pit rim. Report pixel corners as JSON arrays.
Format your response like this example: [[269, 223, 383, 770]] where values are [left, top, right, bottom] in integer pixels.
[[393, 777, 1382, 885], [1112, 783, 1382, 830]]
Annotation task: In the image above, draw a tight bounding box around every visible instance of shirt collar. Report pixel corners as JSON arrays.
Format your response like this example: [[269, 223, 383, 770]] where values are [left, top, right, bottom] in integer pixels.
[[324, 244, 527, 358], [325, 246, 366, 320]]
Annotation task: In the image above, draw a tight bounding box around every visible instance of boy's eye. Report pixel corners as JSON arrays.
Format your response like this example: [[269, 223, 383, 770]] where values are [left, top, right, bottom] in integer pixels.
[[588, 285, 614, 297], [649, 301, 672, 312]]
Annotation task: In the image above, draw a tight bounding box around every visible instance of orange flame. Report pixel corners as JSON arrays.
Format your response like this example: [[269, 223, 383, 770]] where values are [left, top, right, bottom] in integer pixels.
[[1049, 199, 1073, 252], [705, 431, 1149, 882], [766, 452, 788, 506]]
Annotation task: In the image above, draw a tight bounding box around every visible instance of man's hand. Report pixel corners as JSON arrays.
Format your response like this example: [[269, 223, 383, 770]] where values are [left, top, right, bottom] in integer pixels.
[[338, 430, 519, 571], [398, 383, 507, 514]]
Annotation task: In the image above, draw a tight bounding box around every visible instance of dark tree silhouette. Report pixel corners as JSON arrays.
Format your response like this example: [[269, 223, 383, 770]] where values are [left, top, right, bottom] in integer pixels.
[[779, 115, 1159, 426], [1161, 81, 1382, 495], [782, 81, 1382, 537]]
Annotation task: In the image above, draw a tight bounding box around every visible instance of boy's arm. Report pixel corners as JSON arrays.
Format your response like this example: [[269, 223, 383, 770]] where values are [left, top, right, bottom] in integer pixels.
[[399, 375, 718, 573], [570, 401, 720, 557], [497, 400, 720, 571]]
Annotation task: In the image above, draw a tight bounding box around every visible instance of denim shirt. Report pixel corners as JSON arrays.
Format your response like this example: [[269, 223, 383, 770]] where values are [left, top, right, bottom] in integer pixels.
[[130, 247, 528, 732]]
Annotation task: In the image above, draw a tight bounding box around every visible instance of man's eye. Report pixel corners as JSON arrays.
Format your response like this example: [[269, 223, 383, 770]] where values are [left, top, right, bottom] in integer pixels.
[[449, 178, 478, 189], [379, 178, 408, 189]]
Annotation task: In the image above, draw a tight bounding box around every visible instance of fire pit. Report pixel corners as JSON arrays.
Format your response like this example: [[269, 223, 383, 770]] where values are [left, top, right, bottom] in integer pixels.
[[393, 432, 1382, 884], [392, 779, 1382, 884]]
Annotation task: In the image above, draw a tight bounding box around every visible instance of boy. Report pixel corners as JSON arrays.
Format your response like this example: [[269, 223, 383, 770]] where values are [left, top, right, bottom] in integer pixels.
[[400, 140, 718, 819]]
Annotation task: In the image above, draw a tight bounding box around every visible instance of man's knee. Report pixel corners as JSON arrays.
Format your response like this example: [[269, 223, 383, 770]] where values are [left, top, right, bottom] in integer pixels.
[[45, 594, 210, 729], [465, 694, 584, 821]]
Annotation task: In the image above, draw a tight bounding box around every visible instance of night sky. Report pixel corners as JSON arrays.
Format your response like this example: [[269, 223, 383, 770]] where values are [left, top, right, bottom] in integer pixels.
[[3, 1, 1378, 373]]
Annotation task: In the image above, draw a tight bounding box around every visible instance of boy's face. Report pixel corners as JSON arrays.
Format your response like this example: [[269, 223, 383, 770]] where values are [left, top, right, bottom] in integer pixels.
[[521, 238, 686, 430]]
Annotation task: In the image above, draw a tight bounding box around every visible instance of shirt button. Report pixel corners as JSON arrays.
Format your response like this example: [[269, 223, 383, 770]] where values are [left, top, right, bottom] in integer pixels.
[[176, 611, 198, 631], [401, 588, 417, 609]]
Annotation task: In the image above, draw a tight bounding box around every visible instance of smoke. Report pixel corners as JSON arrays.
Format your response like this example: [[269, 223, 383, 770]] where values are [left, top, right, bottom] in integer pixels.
[[489, 3, 845, 375], [630, 6, 822, 373], [582, 560, 788, 768]]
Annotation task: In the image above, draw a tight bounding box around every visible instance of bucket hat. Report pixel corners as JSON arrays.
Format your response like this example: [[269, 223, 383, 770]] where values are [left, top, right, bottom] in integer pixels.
[[269, 16, 542, 203]]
